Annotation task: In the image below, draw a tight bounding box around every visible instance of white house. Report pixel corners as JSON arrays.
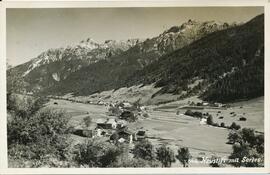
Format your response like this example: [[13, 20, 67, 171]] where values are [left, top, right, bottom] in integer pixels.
[[200, 118, 207, 125]]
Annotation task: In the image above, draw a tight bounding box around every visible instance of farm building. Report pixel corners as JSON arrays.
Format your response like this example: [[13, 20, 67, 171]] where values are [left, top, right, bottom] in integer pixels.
[[110, 129, 134, 144], [116, 120, 127, 129], [96, 118, 117, 129], [72, 129, 93, 138], [135, 130, 146, 141], [119, 110, 137, 122], [200, 118, 207, 125], [122, 102, 132, 108]]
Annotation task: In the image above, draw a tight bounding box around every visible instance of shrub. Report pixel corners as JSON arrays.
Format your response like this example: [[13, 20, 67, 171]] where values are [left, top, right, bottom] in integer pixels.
[[193, 111, 203, 118], [184, 110, 203, 118], [7, 94, 48, 118], [230, 122, 241, 130], [212, 123, 219, 127], [142, 112, 150, 118], [227, 131, 241, 144], [7, 96, 71, 168], [220, 122, 225, 128], [74, 138, 122, 167], [108, 105, 122, 116], [239, 117, 247, 121], [184, 110, 193, 116]]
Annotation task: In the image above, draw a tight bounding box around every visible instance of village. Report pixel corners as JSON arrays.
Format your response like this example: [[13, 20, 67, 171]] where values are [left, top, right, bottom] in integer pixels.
[[62, 100, 148, 148], [45, 94, 263, 168]]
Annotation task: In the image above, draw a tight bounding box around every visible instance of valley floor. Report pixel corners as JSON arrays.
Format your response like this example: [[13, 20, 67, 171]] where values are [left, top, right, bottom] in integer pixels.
[[47, 96, 264, 167]]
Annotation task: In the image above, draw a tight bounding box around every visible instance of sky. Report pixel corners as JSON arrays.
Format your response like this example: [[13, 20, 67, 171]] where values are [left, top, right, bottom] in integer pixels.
[[7, 7, 264, 66]]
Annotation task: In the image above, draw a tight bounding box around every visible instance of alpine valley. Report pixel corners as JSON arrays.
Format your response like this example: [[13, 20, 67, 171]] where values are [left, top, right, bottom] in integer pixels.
[[6, 12, 265, 168]]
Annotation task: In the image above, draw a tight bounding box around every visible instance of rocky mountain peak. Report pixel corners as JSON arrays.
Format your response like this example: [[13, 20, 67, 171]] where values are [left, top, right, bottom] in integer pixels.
[[21, 37, 142, 77]]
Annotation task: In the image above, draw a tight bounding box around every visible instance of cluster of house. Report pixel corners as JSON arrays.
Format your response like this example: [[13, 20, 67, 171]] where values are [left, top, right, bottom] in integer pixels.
[[188, 101, 228, 108], [107, 101, 148, 119], [72, 117, 146, 144]]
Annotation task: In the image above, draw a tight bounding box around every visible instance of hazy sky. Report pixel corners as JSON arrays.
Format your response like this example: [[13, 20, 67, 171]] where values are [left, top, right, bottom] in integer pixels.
[[7, 7, 264, 66]]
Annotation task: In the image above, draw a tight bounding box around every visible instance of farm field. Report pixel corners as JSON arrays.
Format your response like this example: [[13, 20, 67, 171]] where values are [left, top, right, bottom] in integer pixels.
[[154, 96, 264, 132]]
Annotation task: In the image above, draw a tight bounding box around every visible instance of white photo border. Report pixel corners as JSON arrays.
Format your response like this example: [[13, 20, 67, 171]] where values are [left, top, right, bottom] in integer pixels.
[[0, 0, 269, 174]]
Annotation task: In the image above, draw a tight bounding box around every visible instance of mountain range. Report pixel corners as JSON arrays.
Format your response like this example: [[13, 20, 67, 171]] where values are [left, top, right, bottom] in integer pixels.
[[9, 15, 264, 103]]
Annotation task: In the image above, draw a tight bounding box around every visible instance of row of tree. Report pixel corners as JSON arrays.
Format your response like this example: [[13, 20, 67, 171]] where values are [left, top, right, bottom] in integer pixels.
[[133, 140, 191, 167]]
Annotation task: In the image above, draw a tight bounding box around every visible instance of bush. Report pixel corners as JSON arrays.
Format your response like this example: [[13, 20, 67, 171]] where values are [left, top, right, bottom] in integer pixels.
[[184, 110, 203, 118], [142, 112, 150, 118], [239, 117, 247, 121], [74, 138, 122, 167], [7, 100, 71, 167], [184, 110, 193, 116], [220, 122, 225, 128], [212, 123, 219, 127], [227, 131, 241, 144], [193, 111, 203, 118], [7, 94, 48, 118], [230, 122, 241, 130], [108, 105, 122, 116]]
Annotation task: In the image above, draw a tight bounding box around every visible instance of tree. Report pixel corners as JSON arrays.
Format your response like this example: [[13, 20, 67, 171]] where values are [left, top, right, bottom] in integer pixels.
[[133, 140, 155, 161], [7, 66, 27, 111], [228, 128, 264, 167], [227, 131, 241, 144], [176, 147, 191, 167], [7, 66, 26, 94], [220, 122, 225, 128], [8, 105, 71, 167], [240, 128, 256, 146], [83, 116, 92, 128], [207, 115, 213, 125], [156, 145, 176, 167], [230, 122, 241, 130], [74, 138, 122, 167]]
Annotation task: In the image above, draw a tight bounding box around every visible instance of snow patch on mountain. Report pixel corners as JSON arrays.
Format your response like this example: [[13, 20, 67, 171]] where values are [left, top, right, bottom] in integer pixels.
[[22, 38, 142, 76]]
